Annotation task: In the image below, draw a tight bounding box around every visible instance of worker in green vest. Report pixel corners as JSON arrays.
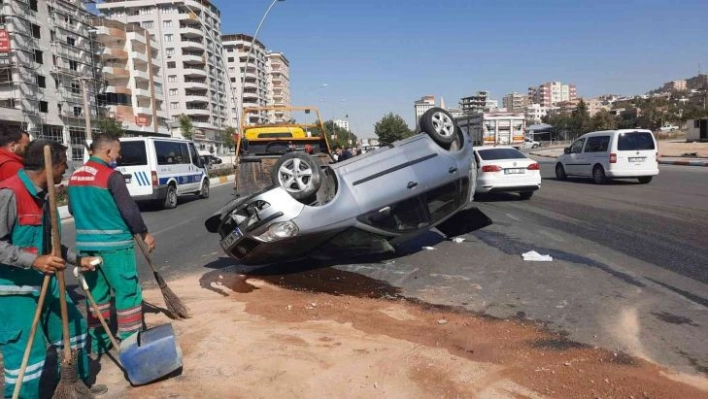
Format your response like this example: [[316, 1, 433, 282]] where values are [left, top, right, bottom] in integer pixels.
[[0, 139, 105, 398], [68, 133, 155, 355]]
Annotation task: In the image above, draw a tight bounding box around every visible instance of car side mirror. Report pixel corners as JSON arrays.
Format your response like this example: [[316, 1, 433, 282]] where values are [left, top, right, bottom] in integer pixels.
[[563, 147, 570, 154]]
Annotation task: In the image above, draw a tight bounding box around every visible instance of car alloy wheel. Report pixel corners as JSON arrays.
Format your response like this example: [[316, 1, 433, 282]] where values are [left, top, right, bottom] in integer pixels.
[[419, 107, 457, 146], [271, 151, 322, 200]]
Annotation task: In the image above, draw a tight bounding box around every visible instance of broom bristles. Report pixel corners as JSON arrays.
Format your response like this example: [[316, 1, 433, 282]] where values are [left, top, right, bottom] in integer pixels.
[[156, 274, 190, 319], [52, 349, 94, 399]]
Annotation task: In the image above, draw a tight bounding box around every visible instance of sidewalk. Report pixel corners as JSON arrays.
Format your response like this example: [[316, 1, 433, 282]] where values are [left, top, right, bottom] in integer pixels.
[[529, 148, 708, 167], [58, 174, 235, 220]]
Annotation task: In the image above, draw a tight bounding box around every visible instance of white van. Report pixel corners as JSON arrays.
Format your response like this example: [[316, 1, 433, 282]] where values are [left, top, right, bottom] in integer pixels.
[[114, 137, 210, 208], [555, 129, 659, 184]]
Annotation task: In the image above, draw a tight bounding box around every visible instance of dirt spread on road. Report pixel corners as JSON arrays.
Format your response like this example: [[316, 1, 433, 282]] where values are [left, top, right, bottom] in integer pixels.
[[89, 266, 708, 398]]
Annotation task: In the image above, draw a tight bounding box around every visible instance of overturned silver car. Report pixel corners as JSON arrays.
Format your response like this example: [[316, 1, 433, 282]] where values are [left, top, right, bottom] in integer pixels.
[[205, 108, 490, 265]]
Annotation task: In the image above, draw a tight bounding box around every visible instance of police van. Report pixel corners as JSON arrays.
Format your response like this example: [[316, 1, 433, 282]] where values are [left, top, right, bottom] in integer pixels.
[[91, 137, 210, 209]]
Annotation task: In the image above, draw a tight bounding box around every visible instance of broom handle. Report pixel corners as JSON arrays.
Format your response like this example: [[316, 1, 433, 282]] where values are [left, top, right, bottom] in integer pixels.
[[133, 234, 158, 275], [74, 269, 121, 351], [43, 146, 71, 358], [11, 274, 51, 399]]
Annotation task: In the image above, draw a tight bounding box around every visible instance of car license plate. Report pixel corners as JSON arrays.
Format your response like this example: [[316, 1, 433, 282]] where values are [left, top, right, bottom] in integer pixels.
[[504, 168, 525, 175], [221, 227, 243, 248], [629, 157, 646, 162]]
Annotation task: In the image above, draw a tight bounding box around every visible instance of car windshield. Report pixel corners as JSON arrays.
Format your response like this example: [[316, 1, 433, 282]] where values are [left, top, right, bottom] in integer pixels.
[[118, 141, 147, 166], [617, 132, 656, 151], [478, 148, 527, 160]]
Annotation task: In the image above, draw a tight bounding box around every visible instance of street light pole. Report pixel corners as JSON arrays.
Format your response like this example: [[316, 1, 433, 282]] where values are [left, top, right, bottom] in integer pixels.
[[238, 0, 285, 130]]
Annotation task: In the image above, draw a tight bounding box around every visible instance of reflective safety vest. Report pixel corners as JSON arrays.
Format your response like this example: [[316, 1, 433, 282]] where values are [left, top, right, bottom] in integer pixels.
[[69, 158, 133, 252]]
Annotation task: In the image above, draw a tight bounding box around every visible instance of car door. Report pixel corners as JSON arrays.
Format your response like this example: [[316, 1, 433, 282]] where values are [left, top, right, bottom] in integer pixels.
[[583, 135, 610, 176], [565, 138, 586, 176], [188, 142, 206, 188]]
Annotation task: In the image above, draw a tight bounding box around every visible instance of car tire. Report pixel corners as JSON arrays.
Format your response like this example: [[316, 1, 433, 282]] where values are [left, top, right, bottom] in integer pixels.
[[272, 151, 322, 200], [163, 184, 178, 209], [555, 163, 567, 180], [592, 165, 607, 184], [445, 126, 464, 151], [419, 107, 457, 146], [199, 180, 210, 199], [638, 176, 653, 184], [519, 192, 533, 200]]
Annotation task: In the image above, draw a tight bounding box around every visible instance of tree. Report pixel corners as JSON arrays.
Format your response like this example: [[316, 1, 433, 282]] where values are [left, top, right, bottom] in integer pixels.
[[590, 109, 617, 131], [95, 117, 125, 137], [374, 113, 413, 145], [570, 99, 591, 136], [222, 126, 236, 151], [179, 114, 193, 140]]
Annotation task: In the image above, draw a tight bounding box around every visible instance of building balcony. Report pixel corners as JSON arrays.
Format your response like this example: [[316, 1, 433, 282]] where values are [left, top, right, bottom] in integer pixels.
[[126, 31, 146, 45], [178, 12, 200, 25], [133, 70, 150, 81], [134, 106, 152, 116], [95, 26, 126, 42], [102, 47, 128, 60], [181, 40, 205, 51], [184, 80, 208, 90], [105, 86, 132, 95], [185, 95, 209, 104], [180, 26, 204, 38], [133, 88, 152, 99], [102, 66, 130, 78], [182, 54, 206, 64], [183, 68, 207, 78], [130, 51, 148, 64], [185, 108, 211, 117]]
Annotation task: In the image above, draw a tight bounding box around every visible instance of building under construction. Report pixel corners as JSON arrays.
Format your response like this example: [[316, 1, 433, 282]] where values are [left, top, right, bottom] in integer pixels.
[[0, 0, 101, 164]]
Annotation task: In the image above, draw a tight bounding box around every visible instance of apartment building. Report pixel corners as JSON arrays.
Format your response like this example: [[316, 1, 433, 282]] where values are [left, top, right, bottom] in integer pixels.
[[267, 51, 290, 123], [333, 119, 349, 132], [525, 103, 551, 124], [98, 0, 229, 149], [92, 17, 169, 136], [0, 0, 100, 162], [502, 92, 528, 112], [222, 33, 269, 127], [661, 79, 687, 92], [528, 81, 577, 107], [414, 95, 435, 126], [459, 91, 489, 114]]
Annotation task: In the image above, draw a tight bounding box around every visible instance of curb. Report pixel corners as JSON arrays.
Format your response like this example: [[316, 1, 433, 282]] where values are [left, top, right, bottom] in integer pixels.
[[529, 152, 558, 159], [658, 160, 708, 167], [59, 174, 236, 221]]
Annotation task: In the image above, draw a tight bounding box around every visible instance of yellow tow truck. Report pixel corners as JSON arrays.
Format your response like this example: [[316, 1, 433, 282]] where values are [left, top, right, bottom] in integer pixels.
[[233, 106, 334, 197]]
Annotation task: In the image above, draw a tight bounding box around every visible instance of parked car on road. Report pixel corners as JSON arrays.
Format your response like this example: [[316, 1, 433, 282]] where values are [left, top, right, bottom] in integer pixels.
[[474, 146, 541, 199], [555, 129, 659, 184], [201, 154, 223, 166], [205, 107, 491, 265], [522, 137, 541, 149]]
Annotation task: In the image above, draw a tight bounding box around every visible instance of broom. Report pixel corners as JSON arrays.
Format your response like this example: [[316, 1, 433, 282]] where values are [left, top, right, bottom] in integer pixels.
[[133, 234, 190, 319], [44, 146, 94, 398]]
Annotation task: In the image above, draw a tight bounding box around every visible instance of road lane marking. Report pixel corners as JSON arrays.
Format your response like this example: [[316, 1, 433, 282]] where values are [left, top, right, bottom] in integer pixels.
[[538, 229, 566, 242], [506, 213, 521, 221], [152, 217, 197, 236]]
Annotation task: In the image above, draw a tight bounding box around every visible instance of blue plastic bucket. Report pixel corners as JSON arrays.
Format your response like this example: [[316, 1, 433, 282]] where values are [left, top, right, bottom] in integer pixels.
[[119, 323, 183, 386]]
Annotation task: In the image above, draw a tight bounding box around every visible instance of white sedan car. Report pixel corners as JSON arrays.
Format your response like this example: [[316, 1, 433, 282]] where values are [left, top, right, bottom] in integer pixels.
[[474, 146, 541, 199]]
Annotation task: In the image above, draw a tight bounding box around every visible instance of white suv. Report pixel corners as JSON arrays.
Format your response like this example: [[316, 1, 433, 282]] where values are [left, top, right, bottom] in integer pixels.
[[555, 129, 659, 184]]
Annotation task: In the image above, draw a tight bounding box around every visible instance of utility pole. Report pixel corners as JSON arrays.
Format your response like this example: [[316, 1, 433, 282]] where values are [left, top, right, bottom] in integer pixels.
[[80, 78, 92, 141]]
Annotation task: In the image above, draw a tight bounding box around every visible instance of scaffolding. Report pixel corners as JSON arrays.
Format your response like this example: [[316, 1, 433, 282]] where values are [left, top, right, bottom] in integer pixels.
[[46, 0, 102, 160], [0, 0, 46, 135]]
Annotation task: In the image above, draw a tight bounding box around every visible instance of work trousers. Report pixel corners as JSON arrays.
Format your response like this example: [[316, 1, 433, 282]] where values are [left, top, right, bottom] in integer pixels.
[[0, 279, 90, 399], [81, 247, 143, 355]]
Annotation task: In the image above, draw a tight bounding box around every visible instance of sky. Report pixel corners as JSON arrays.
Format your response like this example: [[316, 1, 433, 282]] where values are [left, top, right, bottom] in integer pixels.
[[213, 0, 708, 138]]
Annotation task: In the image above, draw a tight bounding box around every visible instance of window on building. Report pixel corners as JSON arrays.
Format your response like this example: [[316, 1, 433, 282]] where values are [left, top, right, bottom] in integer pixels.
[[70, 81, 80, 94], [139, 7, 153, 15], [163, 20, 172, 28], [36, 75, 46, 88], [169, 89, 178, 96], [227, 57, 234, 62], [142, 21, 154, 29], [167, 61, 176, 69], [230, 77, 235, 83], [67, 37, 75, 47], [30, 0, 38, 12], [39, 101, 48, 113], [31, 24, 41, 39], [168, 75, 177, 82], [34, 50, 42, 64], [170, 102, 179, 110], [69, 60, 77, 71], [73, 106, 82, 117], [166, 48, 175, 56], [164, 34, 173, 42]]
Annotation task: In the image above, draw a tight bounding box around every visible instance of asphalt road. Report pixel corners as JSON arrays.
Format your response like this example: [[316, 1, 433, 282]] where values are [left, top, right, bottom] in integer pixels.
[[60, 163, 708, 375]]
